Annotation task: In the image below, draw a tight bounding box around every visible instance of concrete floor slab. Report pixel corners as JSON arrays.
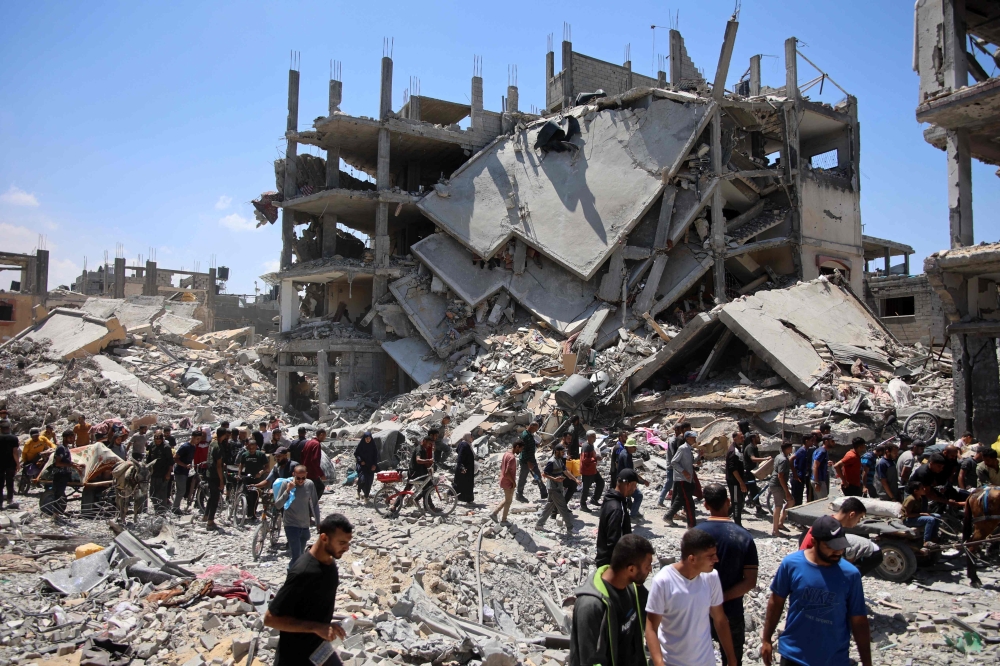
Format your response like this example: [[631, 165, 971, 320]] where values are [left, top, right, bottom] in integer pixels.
[[623, 311, 721, 391], [156, 313, 201, 337], [389, 276, 472, 356], [410, 234, 509, 306], [381, 337, 447, 386], [83, 296, 166, 335], [23, 309, 126, 359], [418, 98, 713, 281], [92, 354, 165, 404]]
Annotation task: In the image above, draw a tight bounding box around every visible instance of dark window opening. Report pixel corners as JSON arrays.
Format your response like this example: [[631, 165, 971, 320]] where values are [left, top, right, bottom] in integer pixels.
[[0, 301, 12, 322], [882, 296, 915, 317]]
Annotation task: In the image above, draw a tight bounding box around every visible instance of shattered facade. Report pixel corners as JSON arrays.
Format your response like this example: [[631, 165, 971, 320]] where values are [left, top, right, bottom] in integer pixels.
[[0, 249, 50, 341]]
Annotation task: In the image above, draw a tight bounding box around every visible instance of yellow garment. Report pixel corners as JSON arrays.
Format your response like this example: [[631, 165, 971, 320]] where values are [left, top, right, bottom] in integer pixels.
[[992, 436, 1000, 458], [21, 436, 55, 463]]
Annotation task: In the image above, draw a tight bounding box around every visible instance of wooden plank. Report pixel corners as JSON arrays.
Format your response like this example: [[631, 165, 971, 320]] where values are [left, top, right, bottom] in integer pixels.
[[642, 312, 671, 342]]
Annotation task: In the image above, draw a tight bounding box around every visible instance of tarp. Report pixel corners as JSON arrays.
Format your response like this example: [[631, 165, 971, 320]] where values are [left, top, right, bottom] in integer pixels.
[[37, 442, 121, 485]]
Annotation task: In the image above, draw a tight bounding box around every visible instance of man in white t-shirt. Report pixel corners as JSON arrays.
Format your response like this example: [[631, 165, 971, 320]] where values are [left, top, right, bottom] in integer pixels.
[[645, 528, 737, 666]]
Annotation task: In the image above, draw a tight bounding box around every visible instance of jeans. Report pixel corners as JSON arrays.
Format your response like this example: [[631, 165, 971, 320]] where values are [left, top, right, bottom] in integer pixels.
[[206, 482, 220, 522], [492, 487, 514, 522], [790, 479, 806, 506], [516, 460, 547, 500], [580, 474, 604, 508], [172, 474, 189, 511], [711, 611, 746, 666], [728, 481, 745, 527], [665, 481, 696, 527], [905, 515, 940, 542], [0, 466, 14, 507], [629, 486, 643, 517], [285, 525, 311, 567], [658, 468, 674, 504]]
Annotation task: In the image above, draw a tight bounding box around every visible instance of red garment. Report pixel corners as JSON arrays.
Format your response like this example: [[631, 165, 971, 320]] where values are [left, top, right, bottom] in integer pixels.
[[799, 527, 815, 551], [193, 440, 209, 466], [302, 438, 323, 481], [580, 448, 599, 476], [499, 452, 517, 489], [840, 449, 862, 486]]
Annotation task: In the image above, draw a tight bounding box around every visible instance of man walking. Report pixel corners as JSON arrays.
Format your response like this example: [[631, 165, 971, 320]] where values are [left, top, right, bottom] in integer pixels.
[[596, 469, 638, 568], [770, 441, 795, 536], [145, 430, 174, 513], [50, 429, 78, 519], [0, 420, 18, 510], [274, 464, 322, 567], [645, 529, 738, 666], [565, 415, 584, 460], [697, 484, 758, 666], [288, 427, 308, 464], [658, 422, 688, 507], [264, 514, 353, 666], [172, 430, 197, 514], [579, 430, 605, 512], [874, 443, 900, 500], [663, 431, 697, 527], [516, 422, 547, 503], [742, 432, 769, 515], [490, 440, 522, 523], [535, 443, 577, 536], [616, 438, 650, 519], [569, 534, 654, 666], [204, 428, 228, 529], [790, 434, 814, 506], [239, 436, 270, 520], [833, 437, 866, 497], [301, 428, 327, 497], [762, 516, 871, 666], [725, 433, 748, 527], [811, 435, 835, 499]]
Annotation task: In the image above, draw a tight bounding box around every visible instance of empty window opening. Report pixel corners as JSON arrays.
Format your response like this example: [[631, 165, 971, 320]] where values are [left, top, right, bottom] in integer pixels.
[[0, 301, 13, 322], [882, 296, 915, 317]]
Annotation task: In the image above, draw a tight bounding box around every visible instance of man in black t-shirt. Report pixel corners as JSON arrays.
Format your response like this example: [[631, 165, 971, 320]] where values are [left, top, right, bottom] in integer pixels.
[[288, 427, 308, 464], [0, 420, 18, 510], [265, 514, 353, 666], [697, 484, 759, 666]]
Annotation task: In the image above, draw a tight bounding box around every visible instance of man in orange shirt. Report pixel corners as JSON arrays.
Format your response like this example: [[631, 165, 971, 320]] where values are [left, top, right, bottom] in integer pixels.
[[490, 440, 522, 523], [73, 415, 92, 447], [834, 438, 867, 497]]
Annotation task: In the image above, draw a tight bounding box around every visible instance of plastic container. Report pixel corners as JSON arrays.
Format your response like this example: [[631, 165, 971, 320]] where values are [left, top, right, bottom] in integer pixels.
[[555, 374, 595, 410], [566, 459, 581, 477], [376, 470, 402, 483]]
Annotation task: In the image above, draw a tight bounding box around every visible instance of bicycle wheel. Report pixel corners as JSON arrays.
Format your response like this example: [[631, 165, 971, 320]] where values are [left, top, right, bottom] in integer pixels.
[[372, 486, 397, 518], [252, 520, 268, 560], [195, 483, 207, 512], [270, 513, 282, 547], [424, 482, 458, 517], [904, 411, 939, 443], [234, 494, 248, 529]]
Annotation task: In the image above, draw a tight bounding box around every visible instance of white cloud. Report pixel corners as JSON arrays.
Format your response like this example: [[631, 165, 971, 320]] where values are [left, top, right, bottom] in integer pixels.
[[49, 257, 81, 288], [0, 222, 38, 251], [0, 185, 39, 207], [215, 195, 233, 210], [261, 260, 279, 273], [219, 213, 258, 232], [0, 222, 77, 287]]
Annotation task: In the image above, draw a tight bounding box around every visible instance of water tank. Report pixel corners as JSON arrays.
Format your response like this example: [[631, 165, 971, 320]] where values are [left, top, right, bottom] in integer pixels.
[[555, 374, 595, 410]]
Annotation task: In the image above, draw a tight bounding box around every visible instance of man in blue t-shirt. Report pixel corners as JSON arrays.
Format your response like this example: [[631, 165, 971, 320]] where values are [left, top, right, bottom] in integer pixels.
[[762, 516, 871, 666], [811, 435, 835, 500]]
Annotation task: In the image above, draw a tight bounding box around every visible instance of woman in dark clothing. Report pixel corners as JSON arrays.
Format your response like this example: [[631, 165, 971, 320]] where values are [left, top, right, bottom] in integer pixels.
[[454, 433, 476, 503], [354, 431, 379, 501]]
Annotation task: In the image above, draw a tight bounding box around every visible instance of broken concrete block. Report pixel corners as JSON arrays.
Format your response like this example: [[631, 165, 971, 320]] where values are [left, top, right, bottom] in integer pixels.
[[56, 643, 76, 656], [202, 614, 222, 631], [231, 634, 253, 662]]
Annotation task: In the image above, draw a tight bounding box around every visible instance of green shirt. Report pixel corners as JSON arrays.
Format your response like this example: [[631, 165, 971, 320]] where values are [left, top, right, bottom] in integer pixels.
[[208, 441, 225, 482], [239, 449, 269, 478]]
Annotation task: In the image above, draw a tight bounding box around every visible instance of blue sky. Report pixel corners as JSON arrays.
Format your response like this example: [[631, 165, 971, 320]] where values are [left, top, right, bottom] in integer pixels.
[[1, 1, 997, 295]]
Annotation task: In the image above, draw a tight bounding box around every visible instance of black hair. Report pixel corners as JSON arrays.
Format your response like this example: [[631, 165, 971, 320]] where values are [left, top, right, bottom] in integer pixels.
[[702, 483, 729, 512], [252, 432, 264, 446], [781, 440, 794, 451], [616, 469, 639, 484], [819, 423, 831, 432], [929, 453, 946, 465], [512, 439, 523, 449], [260, 421, 268, 427], [610, 534, 655, 572], [875, 444, 886, 455], [852, 437, 867, 448], [319, 513, 353, 536], [963, 431, 973, 438], [298, 427, 307, 434], [62, 429, 75, 439], [427, 428, 440, 437], [680, 528, 716, 560], [216, 427, 228, 440], [839, 497, 867, 515], [571, 415, 580, 422], [983, 448, 998, 460], [316, 428, 327, 435], [907, 480, 926, 494], [220, 421, 230, 429]]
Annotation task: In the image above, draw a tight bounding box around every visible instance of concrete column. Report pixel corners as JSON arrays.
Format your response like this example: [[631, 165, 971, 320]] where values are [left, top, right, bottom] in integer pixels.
[[471, 76, 484, 130], [34, 250, 48, 296], [623, 60, 632, 92], [377, 128, 391, 188], [409, 95, 421, 121], [379, 57, 393, 121], [903, 254, 910, 275], [205, 267, 217, 332], [317, 349, 330, 414], [507, 85, 518, 113], [947, 129, 974, 247], [113, 257, 126, 298], [279, 279, 299, 332], [953, 334, 1000, 444], [326, 79, 342, 190], [669, 30, 683, 86], [280, 68, 300, 270], [546, 50, 554, 81], [339, 351, 355, 397], [143, 260, 158, 296], [942, 0, 968, 92], [712, 19, 739, 101], [749, 55, 761, 96], [884, 247, 891, 274], [561, 40, 574, 108], [329, 78, 342, 113], [276, 352, 290, 407], [711, 111, 727, 303], [321, 214, 338, 258], [785, 37, 798, 100], [657, 70, 666, 88], [23, 257, 35, 294]]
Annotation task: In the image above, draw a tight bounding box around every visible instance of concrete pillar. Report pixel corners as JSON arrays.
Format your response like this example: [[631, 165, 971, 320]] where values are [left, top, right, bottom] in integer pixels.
[[113, 257, 126, 298], [280, 279, 299, 332], [143, 261, 158, 296], [327, 78, 342, 189], [321, 214, 338, 258], [657, 70, 666, 88], [942, 0, 969, 92], [561, 40, 574, 109], [884, 247, 891, 274], [340, 351, 355, 397], [546, 50, 554, 81], [623, 60, 632, 92], [953, 334, 1000, 444], [507, 85, 518, 113], [329, 78, 342, 114], [317, 349, 330, 414], [749, 55, 761, 96], [471, 76, 484, 129], [947, 129, 974, 247], [280, 68, 300, 270], [785, 37, 798, 100], [205, 267, 217, 332], [34, 250, 48, 296], [904, 254, 910, 276], [409, 95, 421, 121], [711, 111, 727, 303], [669, 30, 683, 86], [379, 57, 393, 121], [22, 257, 35, 294], [712, 19, 739, 101], [276, 352, 290, 408]]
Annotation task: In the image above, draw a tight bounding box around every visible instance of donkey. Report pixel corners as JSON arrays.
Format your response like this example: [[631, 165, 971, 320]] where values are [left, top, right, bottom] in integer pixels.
[[961, 486, 1000, 587]]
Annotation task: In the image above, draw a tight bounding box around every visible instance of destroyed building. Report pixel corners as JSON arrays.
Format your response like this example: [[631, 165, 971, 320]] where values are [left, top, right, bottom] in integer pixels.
[[914, 0, 1000, 443], [0, 248, 50, 341], [260, 22, 869, 415]]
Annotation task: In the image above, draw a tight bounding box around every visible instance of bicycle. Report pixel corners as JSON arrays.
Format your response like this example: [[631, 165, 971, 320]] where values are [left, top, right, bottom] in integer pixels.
[[252, 489, 284, 561], [372, 467, 457, 518], [227, 472, 258, 529], [193, 462, 229, 516]]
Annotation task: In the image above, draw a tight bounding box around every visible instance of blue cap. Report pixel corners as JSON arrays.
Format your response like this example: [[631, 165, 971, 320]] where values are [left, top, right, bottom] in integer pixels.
[[683, 431, 698, 439]]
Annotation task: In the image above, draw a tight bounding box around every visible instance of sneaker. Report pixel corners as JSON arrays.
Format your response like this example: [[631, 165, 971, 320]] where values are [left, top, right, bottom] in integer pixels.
[[662, 515, 676, 525], [515, 495, 529, 503], [632, 512, 644, 521], [580, 505, 591, 513]]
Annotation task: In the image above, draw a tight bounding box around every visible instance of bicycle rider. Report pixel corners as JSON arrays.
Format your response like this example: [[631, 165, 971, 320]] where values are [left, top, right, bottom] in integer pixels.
[[392, 435, 435, 511], [238, 433, 271, 521], [254, 447, 293, 510]]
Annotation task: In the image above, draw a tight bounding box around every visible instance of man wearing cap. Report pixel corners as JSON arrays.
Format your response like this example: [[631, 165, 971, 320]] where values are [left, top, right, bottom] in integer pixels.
[[536, 443, 578, 536], [811, 435, 836, 500], [663, 431, 698, 528], [617, 438, 650, 520], [0, 420, 18, 510], [762, 516, 871, 666], [596, 469, 639, 568], [579, 430, 604, 512]]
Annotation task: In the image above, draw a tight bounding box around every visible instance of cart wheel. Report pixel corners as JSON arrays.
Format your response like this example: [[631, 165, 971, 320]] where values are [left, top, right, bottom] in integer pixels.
[[372, 486, 396, 518], [877, 539, 918, 582], [903, 411, 939, 443], [252, 521, 268, 561]]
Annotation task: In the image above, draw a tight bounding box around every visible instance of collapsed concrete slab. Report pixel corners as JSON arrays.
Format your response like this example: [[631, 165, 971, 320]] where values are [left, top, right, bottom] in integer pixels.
[[18, 309, 126, 359], [381, 337, 447, 385], [648, 244, 715, 316], [631, 385, 797, 413], [389, 275, 473, 357], [91, 355, 165, 404], [417, 97, 714, 280], [619, 311, 721, 391], [7, 374, 64, 397], [83, 296, 166, 335], [155, 313, 201, 338]]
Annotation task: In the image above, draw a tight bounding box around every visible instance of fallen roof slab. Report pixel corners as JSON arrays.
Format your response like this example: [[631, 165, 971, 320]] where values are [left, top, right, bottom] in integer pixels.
[[8, 374, 64, 397], [389, 276, 473, 357], [92, 355, 165, 404], [621, 311, 721, 391], [417, 97, 714, 280], [381, 337, 447, 385], [649, 243, 715, 316], [83, 296, 166, 335], [411, 233, 508, 306], [21, 309, 126, 359], [631, 385, 797, 413], [155, 312, 202, 337]]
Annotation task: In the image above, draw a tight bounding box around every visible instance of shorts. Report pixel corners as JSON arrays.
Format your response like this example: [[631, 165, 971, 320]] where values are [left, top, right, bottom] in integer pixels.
[[771, 487, 787, 510]]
